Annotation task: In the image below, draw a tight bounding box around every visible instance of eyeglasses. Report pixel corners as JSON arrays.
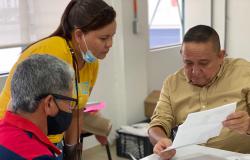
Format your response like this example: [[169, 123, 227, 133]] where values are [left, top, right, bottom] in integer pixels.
[[35, 93, 78, 110]]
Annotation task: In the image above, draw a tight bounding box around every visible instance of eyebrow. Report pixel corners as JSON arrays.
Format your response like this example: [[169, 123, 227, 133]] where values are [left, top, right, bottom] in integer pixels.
[[199, 59, 209, 62], [183, 59, 193, 62]]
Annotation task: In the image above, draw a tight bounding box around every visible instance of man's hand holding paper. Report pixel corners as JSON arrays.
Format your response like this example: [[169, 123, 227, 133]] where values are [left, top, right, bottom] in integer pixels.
[[163, 102, 237, 152], [223, 110, 250, 135], [153, 138, 176, 159]]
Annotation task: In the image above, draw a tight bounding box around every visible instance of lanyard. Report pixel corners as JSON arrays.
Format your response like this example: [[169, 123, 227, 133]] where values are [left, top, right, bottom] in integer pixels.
[[67, 41, 81, 144]]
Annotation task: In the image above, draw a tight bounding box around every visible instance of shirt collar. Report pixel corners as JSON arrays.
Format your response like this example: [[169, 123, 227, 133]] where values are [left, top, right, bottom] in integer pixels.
[[3, 111, 61, 155], [205, 60, 225, 87]]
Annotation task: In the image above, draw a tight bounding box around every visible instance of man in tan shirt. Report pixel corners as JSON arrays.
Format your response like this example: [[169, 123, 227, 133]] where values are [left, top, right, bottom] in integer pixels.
[[148, 25, 250, 159]]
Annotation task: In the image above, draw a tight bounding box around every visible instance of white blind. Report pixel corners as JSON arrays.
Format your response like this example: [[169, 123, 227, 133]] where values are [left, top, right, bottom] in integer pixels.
[[0, 0, 69, 48]]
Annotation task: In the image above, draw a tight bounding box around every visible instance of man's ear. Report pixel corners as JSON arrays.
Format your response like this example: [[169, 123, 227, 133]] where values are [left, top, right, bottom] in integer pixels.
[[43, 95, 57, 116], [73, 29, 83, 44], [218, 50, 226, 62]]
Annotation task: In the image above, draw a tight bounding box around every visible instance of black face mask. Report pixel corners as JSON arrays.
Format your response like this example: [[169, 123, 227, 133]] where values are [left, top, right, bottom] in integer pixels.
[[47, 108, 72, 135]]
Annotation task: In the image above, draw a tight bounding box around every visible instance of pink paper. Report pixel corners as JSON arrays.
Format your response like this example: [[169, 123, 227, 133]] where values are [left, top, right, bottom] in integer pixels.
[[84, 102, 106, 112]]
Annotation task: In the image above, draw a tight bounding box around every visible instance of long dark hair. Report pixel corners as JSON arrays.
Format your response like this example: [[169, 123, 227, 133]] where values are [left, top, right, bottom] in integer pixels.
[[22, 0, 116, 51], [50, 0, 116, 40]]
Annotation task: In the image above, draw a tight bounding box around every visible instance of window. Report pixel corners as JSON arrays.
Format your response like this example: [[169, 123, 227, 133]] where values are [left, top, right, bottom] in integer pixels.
[[148, 0, 184, 49], [0, 47, 22, 75], [0, 0, 68, 74]]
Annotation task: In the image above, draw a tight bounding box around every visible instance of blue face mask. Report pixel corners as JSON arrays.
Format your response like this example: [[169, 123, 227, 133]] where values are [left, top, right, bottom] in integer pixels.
[[80, 35, 97, 63], [80, 49, 97, 63]]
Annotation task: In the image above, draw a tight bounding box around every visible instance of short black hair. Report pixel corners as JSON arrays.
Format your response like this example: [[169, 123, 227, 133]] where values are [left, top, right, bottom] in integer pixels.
[[183, 25, 221, 52]]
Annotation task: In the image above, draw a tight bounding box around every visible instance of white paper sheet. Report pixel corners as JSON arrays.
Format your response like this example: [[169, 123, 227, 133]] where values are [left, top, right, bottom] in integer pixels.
[[164, 102, 237, 151], [140, 154, 160, 160], [227, 155, 250, 160], [140, 145, 244, 160]]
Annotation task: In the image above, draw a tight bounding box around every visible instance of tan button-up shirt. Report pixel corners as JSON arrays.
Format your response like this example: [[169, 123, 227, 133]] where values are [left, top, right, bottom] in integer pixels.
[[150, 58, 250, 153]]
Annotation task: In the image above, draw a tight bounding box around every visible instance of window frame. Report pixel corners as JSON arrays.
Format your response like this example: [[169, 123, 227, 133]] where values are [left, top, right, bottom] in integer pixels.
[[148, 0, 185, 50]]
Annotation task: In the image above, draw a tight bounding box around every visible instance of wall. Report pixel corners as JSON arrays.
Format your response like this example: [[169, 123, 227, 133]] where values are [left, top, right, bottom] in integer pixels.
[[120, 0, 148, 125], [212, 0, 226, 49], [147, 46, 182, 92], [184, 0, 211, 31], [227, 0, 250, 60]]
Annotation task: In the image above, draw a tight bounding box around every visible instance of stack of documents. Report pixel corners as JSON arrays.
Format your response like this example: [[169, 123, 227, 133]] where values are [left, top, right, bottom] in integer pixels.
[[165, 102, 237, 151]]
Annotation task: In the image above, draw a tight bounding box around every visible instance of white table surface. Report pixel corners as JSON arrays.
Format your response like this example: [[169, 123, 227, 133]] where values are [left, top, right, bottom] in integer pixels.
[[140, 145, 248, 160]]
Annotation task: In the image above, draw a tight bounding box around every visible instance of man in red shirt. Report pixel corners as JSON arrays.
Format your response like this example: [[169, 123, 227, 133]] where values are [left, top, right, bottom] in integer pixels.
[[0, 54, 77, 159]]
